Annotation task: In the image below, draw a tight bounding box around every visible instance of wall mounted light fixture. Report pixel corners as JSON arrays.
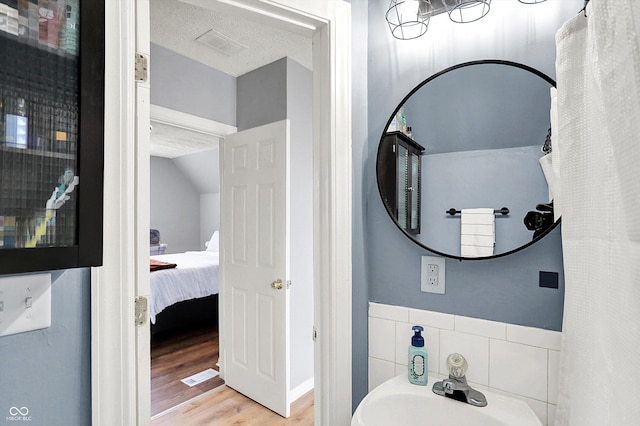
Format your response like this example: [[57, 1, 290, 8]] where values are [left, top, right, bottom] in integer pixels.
[[448, 0, 491, 23], [388, 0, 547, 40], [386, 0, 434, 40]]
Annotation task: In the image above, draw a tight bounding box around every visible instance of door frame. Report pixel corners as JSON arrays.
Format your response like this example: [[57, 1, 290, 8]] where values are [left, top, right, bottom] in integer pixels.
[[94, 1, 353, 425]]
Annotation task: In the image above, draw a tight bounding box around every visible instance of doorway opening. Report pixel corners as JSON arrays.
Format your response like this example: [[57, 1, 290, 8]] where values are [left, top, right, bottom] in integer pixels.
[[147, 0, 314, 419], [95, 1, 352, 424]]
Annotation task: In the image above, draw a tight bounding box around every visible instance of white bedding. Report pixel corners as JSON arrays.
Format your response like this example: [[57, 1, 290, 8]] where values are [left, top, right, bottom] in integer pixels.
[[149, 251, 219, 323]]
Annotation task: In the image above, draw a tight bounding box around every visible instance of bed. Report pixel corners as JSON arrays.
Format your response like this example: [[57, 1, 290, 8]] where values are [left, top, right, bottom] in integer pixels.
[[149, 231, 220, 334]]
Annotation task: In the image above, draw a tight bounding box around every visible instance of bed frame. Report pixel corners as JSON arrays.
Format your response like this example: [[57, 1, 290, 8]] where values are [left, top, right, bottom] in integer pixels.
[[150, 294, 219, 335]]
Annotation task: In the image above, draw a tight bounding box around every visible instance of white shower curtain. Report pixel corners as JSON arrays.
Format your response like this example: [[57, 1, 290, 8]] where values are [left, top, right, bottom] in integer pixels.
[[555, 1, 640, 425]]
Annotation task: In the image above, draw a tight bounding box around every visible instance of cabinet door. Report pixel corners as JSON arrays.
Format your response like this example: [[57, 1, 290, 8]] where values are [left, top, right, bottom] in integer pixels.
[[378, 134, 398, 216], [396, 143, 409, 229], [378, 132, 424, 235], [0, 0, 104, 274], [408, 149, 421, 234], [401, 146, 421, 235]]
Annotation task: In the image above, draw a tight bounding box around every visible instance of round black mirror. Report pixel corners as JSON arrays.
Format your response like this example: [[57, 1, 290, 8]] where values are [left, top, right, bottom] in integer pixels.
[[377, 60, 560, 260]]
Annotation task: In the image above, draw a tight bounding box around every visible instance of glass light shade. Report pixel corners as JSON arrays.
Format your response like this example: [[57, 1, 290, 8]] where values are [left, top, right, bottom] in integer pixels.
[[448, 0, 491, 24], [386, 0, 433, 40]]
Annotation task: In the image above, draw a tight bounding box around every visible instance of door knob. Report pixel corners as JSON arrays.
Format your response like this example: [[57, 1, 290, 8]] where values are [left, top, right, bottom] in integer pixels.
[[271, 279, 283, 290]]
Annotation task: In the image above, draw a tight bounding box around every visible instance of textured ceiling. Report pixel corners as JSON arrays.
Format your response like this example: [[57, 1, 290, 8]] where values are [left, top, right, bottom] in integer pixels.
[[150, 122, 220, 159], [150, 0, 313, 78]]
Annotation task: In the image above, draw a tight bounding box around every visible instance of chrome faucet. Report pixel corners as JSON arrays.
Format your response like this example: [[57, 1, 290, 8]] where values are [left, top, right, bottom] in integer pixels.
[[432, 353, 487, 407]]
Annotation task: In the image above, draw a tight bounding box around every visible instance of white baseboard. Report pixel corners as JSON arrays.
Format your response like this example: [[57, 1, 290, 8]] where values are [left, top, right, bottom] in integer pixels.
[[290, 377, 314, 402]]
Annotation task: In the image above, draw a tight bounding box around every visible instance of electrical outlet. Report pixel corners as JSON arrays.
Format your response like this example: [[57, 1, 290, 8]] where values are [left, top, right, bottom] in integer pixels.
[[421, 256, 445, 294], [427, 264, 439, 286]]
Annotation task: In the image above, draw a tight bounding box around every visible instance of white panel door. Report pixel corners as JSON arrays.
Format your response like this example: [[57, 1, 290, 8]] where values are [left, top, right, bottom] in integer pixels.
[[221, 120, 291, 417]]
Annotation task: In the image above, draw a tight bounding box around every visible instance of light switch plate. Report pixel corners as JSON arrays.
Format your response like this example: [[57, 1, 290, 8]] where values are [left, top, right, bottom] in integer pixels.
[[421, 256, 445, 294], [0, 273, 51, 337]]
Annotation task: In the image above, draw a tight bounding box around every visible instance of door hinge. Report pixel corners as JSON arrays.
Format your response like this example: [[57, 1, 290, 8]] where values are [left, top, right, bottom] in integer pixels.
[[135, 53, 148, 83], [313, 326, 318, 342], [135, 296, 148, 326]]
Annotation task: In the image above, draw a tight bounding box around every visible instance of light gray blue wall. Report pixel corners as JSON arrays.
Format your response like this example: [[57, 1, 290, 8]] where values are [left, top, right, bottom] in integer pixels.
[[0, 269, 91, 426], [150, 43, 236, 126], [350, 0, 583, 410], [236, 58, 287, 131], [150, 156, 202, 253], [347, 0, 370, 412], [402, 63, 553, 154], [172, 148, 221, 246], [364, 0, 581, 326], [150, 45, 232, 249], [172, 148, 220, 195], [420, 146, 549, 254]]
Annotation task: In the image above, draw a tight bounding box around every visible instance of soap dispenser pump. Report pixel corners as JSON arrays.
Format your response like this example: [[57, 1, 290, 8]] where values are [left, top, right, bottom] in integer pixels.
[[408, 325, 428, 385]]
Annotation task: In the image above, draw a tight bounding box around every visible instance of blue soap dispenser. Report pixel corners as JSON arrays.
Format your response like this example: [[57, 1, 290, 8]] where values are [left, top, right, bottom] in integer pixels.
[[408, 325, 428, 385]]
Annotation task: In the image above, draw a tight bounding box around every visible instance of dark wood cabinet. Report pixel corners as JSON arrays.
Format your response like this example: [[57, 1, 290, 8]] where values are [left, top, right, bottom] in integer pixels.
[[0, 0, 104, 274], [378, 131, 425, 235]]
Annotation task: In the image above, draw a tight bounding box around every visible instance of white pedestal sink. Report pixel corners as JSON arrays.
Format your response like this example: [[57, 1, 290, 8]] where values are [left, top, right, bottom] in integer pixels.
[[352, 375, 542, 426]]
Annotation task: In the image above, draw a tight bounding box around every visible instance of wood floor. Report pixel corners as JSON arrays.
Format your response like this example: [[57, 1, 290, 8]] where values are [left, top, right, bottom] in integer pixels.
[[151, 323, 224, 416], [151, 387, 314, 426], [151, 323, 315, 424]]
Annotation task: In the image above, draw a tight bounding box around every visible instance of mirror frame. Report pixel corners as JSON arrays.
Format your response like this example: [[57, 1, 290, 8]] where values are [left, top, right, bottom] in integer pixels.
[[377, 59, 561, 261]]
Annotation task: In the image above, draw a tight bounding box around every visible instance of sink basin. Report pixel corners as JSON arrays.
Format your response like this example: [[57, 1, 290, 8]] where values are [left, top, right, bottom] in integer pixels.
[[352, 375, 542, 426]]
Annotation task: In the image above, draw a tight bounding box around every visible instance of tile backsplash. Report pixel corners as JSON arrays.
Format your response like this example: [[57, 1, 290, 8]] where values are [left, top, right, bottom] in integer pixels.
[[368, 302, 562, 426]]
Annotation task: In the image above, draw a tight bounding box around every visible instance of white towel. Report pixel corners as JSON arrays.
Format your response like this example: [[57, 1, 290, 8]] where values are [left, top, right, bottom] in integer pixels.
[[460, 208, 495, 257], [539, 153, 556, 203], [538, 87, 562, 222], [549, 87, 562, 222]]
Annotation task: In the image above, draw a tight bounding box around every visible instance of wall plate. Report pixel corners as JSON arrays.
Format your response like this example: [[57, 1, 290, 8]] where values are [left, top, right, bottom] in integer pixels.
[[421, 256, 445, 294], [0, 273, 51, 337]]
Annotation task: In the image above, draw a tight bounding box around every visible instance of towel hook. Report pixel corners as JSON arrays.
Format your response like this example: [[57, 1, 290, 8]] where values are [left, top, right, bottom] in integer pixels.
[[580, 0, 589, 17]]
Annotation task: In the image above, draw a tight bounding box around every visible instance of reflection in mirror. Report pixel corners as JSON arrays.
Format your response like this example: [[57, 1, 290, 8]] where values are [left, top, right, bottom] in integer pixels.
[[377, 60, 560, 260], [379, 132, 425, 234]]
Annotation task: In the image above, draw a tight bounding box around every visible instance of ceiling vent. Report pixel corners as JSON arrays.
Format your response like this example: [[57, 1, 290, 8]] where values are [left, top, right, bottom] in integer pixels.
[[196, 28, 248, 56]]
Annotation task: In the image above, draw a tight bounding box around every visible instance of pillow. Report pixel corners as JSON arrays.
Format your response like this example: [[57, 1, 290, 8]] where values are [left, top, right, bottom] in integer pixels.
[[206, 230, 219, 252]]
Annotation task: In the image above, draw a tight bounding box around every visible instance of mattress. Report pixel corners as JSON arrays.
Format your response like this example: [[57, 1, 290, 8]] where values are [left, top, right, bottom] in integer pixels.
[[149, 251, 219, 323]]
